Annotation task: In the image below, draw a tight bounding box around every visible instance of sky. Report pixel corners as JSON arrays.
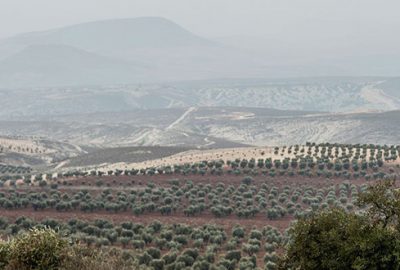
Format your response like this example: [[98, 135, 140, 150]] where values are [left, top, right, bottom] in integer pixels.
[[0, 0, 399, 39]]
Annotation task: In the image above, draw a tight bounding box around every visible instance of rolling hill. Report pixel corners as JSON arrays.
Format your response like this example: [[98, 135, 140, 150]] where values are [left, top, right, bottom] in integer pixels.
[[1, 107, 399, 149], [1, 78, 399, 118]]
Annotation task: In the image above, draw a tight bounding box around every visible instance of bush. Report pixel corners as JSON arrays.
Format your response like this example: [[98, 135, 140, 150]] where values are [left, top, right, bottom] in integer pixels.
[[264, 252, 278, 263], [7, 228, 67, 269], [162, 251, 177, 265], [149, 258, 164, 270], [218, 258, 236, 270], [242, 177, 253, 185], [238, 256, 256, 270], [232, 226, 245, 238], [249, 230, 262, 240], [38, 180, 47, 187], [225, 250, 241, 261], [147, 247, 161, 259], [60, 245, 136, 270], [176, 254, 195, 267], [264, 243, 275, 253], [0, 240, 10, 268], [280, 208, 400, 270], [265, 261, 277, 270]]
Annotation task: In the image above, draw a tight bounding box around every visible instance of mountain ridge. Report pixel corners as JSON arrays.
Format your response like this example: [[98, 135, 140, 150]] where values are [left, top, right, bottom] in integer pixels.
[[0, 44, 150, 87], [0, 17, 348, 87], [7, 17, 216, 52]]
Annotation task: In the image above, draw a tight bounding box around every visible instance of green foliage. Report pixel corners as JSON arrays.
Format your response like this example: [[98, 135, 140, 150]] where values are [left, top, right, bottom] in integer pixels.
[[7, 227, 66, 270], [225, 250, 241, 261], [356, 180, 400, 229], [280, 207, 400, 270], [0, 240, 10, 268]]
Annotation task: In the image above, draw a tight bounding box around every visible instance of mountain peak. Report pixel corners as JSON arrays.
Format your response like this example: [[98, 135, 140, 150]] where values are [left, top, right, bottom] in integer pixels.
[[10, 17, 214, 51]]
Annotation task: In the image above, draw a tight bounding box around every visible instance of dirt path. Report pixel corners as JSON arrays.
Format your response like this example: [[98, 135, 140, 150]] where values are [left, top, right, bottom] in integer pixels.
[[166, 106, 196, 130]]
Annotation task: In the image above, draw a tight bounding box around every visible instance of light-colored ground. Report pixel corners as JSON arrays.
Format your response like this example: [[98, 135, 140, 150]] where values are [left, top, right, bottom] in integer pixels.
[[360, 82, 400, 111], [166, 106, 197, 130], [92, 145, 399, 171], [93, 146, 280, 171], [0, 137, 51, 155]]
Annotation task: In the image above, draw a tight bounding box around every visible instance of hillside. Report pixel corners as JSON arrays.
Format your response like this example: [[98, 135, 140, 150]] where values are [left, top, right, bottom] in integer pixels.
[[0, 17, 277, 87], [0, 136, 86, 168], [0, 108, 399, 152], [2, 17, 214, 54], [1, 78, 399, 118], [0, 44, 149, 87], [0, 17, 371, 87]]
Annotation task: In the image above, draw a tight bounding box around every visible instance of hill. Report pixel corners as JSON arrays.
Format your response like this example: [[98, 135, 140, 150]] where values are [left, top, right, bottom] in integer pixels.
[[0, 44, 149, 87], [0, 107, 399, 150], [1, 78, 399, 118], [0, 17, 355, 87], [0, 17, 277, 87], [1, 17, 214, 54]]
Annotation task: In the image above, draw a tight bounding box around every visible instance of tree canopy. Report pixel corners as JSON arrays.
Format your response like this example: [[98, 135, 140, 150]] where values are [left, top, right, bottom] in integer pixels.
[[279, 180, 400, 270]]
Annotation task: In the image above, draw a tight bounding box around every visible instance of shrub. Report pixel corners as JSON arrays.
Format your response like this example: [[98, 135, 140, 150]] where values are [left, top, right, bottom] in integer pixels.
[[264, 243, 275, 253], [225, 250, 241, 261], [149, 258, 164, 270], [7, 228, 67, 269], [232, 226, 245, 238], [0, 240, 10, 268], [138, 252, 152, 265], [265, 261, 277, 270], [162, 251, 177, 265], [147, 247, 161, 259], [193, 260, 211, 270], [280, 208, 400, 270], [249, 230, 262, 240], [176, 254, 195, 267], [218, 258, 236, 270], [60, 245, 136, 270], [132, 240, 145, 249], [264, 252, 278, 263], [238, 256, 256, 270], [242, 177, 253, 185], [242, 244, 259, 256]]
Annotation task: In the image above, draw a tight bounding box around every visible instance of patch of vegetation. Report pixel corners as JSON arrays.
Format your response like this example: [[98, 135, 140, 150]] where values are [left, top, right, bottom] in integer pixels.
[[279, 180, 400, 270]]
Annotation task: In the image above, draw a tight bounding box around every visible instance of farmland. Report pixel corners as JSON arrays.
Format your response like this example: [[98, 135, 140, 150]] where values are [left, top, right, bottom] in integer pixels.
[[0, 142, 399, 269]]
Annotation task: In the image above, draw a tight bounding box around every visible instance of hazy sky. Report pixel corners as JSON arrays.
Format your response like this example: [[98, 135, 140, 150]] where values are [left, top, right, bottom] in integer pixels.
[[1, 0, 399, 39]]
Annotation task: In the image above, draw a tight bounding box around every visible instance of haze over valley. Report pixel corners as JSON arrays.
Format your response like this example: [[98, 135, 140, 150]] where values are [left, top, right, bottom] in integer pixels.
[[0, 18, 399, 169]]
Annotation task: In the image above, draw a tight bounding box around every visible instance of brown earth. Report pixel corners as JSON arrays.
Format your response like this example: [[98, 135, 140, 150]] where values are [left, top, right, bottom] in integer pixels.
[[0, 209, 292, 232]]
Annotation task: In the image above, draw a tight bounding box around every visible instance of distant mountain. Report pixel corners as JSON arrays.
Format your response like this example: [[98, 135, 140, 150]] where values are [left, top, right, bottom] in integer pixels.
[[1, 17, 215, 55], [0, 17, 344, 87], [0, 44, 149, 87]]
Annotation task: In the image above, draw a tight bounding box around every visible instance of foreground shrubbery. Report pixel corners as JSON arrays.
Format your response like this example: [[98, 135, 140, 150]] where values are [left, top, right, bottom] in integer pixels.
[[0, 228, 136, 270], [0, 222, 284, 269], [279, 180, 400, 270], [1, 228, 66, 269], [279, 208, 400, 269]]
